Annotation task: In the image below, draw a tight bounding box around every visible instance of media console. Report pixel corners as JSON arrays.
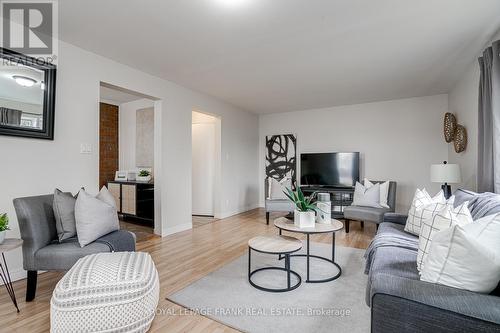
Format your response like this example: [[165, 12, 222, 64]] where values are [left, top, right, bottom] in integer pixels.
[[300, 186, 354, 219]]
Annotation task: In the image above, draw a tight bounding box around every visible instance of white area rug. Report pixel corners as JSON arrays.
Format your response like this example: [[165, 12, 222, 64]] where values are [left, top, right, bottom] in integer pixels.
[[168, 242, 370, 333]]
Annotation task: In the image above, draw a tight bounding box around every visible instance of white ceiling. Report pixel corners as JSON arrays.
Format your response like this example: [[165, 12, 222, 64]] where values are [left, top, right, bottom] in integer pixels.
[[99, 85, 144, 105], [192, 111, 218, 124], [60, 0, 500, 114]]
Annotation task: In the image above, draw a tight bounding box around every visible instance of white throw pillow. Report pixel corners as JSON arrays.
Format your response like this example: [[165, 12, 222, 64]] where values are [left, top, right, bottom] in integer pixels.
[[417, 202, 472, 271], [421, 213, 500, 293], [352, 181, 381, 208], [364, 179, 390, 208], [74, 187, 120, 247], [404, 189, 447, 236], [269, 177, 292, 200]]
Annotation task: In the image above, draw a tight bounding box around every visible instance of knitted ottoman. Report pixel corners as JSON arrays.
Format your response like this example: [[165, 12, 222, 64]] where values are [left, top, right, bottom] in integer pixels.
[[50, 252, 159, 333]]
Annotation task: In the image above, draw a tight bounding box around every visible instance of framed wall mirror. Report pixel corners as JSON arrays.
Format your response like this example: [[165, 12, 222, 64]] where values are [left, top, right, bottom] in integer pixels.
[[0, 48, 56, 140]]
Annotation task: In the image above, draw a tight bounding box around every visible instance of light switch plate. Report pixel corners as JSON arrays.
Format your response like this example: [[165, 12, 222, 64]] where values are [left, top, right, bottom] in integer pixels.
[[80, 143, 92, 154]]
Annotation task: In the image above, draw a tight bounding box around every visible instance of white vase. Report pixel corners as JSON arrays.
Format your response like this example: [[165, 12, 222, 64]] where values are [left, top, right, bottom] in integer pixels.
[[316, 201, 332, 224], [136, 175, 152, 182], [0, 231, 6, 244], [294, 210, 316, 228]]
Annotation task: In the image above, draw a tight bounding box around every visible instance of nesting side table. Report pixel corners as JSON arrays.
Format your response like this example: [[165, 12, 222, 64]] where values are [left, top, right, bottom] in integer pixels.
[[248, 235, 302, 292], [0, 238, 23, 312], [274, 217, 343, 283]]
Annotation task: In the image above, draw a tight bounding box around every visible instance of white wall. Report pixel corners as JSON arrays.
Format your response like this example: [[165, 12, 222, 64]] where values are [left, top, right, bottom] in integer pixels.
[[118, 98, 155, 171], [192, 122, 216, 216], [448, 30, 500, 190], [0, 40, 259, 282], [192, 112, 219, 216], [259, 95, 449, 213], [447, 65, 480, 190]]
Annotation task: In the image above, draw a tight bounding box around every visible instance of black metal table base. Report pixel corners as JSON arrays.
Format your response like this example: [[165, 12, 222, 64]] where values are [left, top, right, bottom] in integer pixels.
[[0, 253, 19, 312], [278, 230, 342, 283], [248, 249, 301, 292], [284, 254, 341, 283]]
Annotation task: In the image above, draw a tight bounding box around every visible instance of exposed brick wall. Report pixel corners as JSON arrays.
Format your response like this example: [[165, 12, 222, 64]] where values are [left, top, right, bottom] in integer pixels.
[[99, 103, 119, 188]]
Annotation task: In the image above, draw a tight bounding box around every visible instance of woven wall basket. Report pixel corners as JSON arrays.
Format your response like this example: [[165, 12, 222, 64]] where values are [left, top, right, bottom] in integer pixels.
[[443, 112, 457, 143], [454, 124, 467, 153]]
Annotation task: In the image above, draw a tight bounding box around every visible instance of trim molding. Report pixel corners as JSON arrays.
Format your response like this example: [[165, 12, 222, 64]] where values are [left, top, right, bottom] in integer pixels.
[[163, 222, 192, 236], [5, 268, 26, 283], [219, 203, 260, 219]]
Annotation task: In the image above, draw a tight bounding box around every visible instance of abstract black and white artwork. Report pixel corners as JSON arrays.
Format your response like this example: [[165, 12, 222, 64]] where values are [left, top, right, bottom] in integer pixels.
[[265, 134, 297, 187]]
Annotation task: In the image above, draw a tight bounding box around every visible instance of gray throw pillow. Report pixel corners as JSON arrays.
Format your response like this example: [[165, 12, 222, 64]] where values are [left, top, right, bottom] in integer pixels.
[[270, 177, 292, 200], [96, 186, 117, 208], [352, 182, 382, 208], [53, 189, 77, 242], [75, 187, 119, 247]]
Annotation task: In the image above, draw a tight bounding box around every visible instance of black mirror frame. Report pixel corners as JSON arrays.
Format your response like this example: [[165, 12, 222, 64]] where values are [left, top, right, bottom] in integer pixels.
[[0, 48, 56, 140]]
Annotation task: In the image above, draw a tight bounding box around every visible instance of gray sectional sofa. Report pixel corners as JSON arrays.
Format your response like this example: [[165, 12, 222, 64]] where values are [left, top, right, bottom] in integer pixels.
[[366, 189, 500, 333]]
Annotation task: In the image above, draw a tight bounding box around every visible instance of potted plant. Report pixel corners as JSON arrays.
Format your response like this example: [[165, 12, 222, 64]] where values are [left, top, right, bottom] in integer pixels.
[[137, 169, 152, 182], [0, 213, 9, 244], [283, 187, 318, 228]]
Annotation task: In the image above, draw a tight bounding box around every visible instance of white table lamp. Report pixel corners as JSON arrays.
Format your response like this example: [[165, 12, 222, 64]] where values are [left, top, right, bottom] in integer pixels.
[[430, 161, 461, 199]]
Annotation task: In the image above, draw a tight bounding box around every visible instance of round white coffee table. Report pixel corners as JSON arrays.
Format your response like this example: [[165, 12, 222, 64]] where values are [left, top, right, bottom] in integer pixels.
[[274, 217, 343, 283]]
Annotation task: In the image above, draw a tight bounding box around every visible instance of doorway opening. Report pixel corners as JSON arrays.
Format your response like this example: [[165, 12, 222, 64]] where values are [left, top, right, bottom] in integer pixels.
[[192, 111, 222, 228], [99, 82, 160, 241]]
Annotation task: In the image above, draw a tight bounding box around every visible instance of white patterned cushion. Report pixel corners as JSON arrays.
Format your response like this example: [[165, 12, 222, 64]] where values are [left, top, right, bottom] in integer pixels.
[[404, 189, 447, 236], [51, 252, 159, 333], [421, 213, 500, 293], [417, 202, 472, 271]]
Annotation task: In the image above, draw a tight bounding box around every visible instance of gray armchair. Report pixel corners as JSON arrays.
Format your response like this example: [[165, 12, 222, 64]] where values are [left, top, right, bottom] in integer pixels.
[[264, 178, 295, 225], [13, 193, 136, 301], [343, 180, 396, 233]]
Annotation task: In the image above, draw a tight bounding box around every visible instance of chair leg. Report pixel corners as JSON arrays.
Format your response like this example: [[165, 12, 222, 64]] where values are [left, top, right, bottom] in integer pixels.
[[360, 221, 364, 228], [26, 270, 37, 302], [266, 212, 270, 225], [345, 220, 350, 233]]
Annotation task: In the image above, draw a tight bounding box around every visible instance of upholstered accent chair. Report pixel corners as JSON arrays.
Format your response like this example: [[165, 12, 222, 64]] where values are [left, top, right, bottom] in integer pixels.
[[264, 178, 295, 225], [343, 181, 397, 233], [13, 194, 136, 301]]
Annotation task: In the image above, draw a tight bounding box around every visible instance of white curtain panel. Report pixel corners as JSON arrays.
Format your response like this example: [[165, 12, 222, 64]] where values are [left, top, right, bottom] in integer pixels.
[[478, 39, 500, 193]]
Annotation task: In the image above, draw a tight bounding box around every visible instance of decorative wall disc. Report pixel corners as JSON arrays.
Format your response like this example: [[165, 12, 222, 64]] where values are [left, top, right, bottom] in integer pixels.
[[444, 112, 457, 143], [454, 124, 467, 153]]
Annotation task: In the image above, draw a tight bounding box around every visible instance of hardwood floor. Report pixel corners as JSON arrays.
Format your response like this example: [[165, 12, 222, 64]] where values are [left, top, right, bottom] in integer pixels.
[[120, 219, 157, 242], [0, 209, 375, 332], [192, 215, 219, 228]]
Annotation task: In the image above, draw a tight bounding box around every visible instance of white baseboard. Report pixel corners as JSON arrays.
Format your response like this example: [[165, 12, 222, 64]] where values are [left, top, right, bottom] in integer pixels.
[[0, 267, 49, 285], [2, 267, 27, 284], [219, 203, 260, 219], [163, 222, 192, 236]]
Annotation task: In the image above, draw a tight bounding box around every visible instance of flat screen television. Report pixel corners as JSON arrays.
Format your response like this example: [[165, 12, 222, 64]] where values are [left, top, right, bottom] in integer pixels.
[[300, 152, 360, 187]]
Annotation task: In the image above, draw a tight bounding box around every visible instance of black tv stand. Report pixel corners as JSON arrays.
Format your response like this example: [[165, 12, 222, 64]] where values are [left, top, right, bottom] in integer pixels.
[[300, 185, 354, 219]]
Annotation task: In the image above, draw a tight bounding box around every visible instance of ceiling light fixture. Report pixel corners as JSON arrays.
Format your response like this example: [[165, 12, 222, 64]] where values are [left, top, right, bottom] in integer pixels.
[[12, 75, 37, 87]]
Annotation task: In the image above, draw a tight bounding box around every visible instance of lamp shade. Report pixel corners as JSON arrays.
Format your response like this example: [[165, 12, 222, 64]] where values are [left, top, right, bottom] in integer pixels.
[[430, 164, 461, 183]]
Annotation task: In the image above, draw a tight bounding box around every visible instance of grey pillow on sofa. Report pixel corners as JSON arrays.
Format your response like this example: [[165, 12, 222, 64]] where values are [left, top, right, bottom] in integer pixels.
[[75, 187, 119, 247], [53, 189, 77, 242]]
